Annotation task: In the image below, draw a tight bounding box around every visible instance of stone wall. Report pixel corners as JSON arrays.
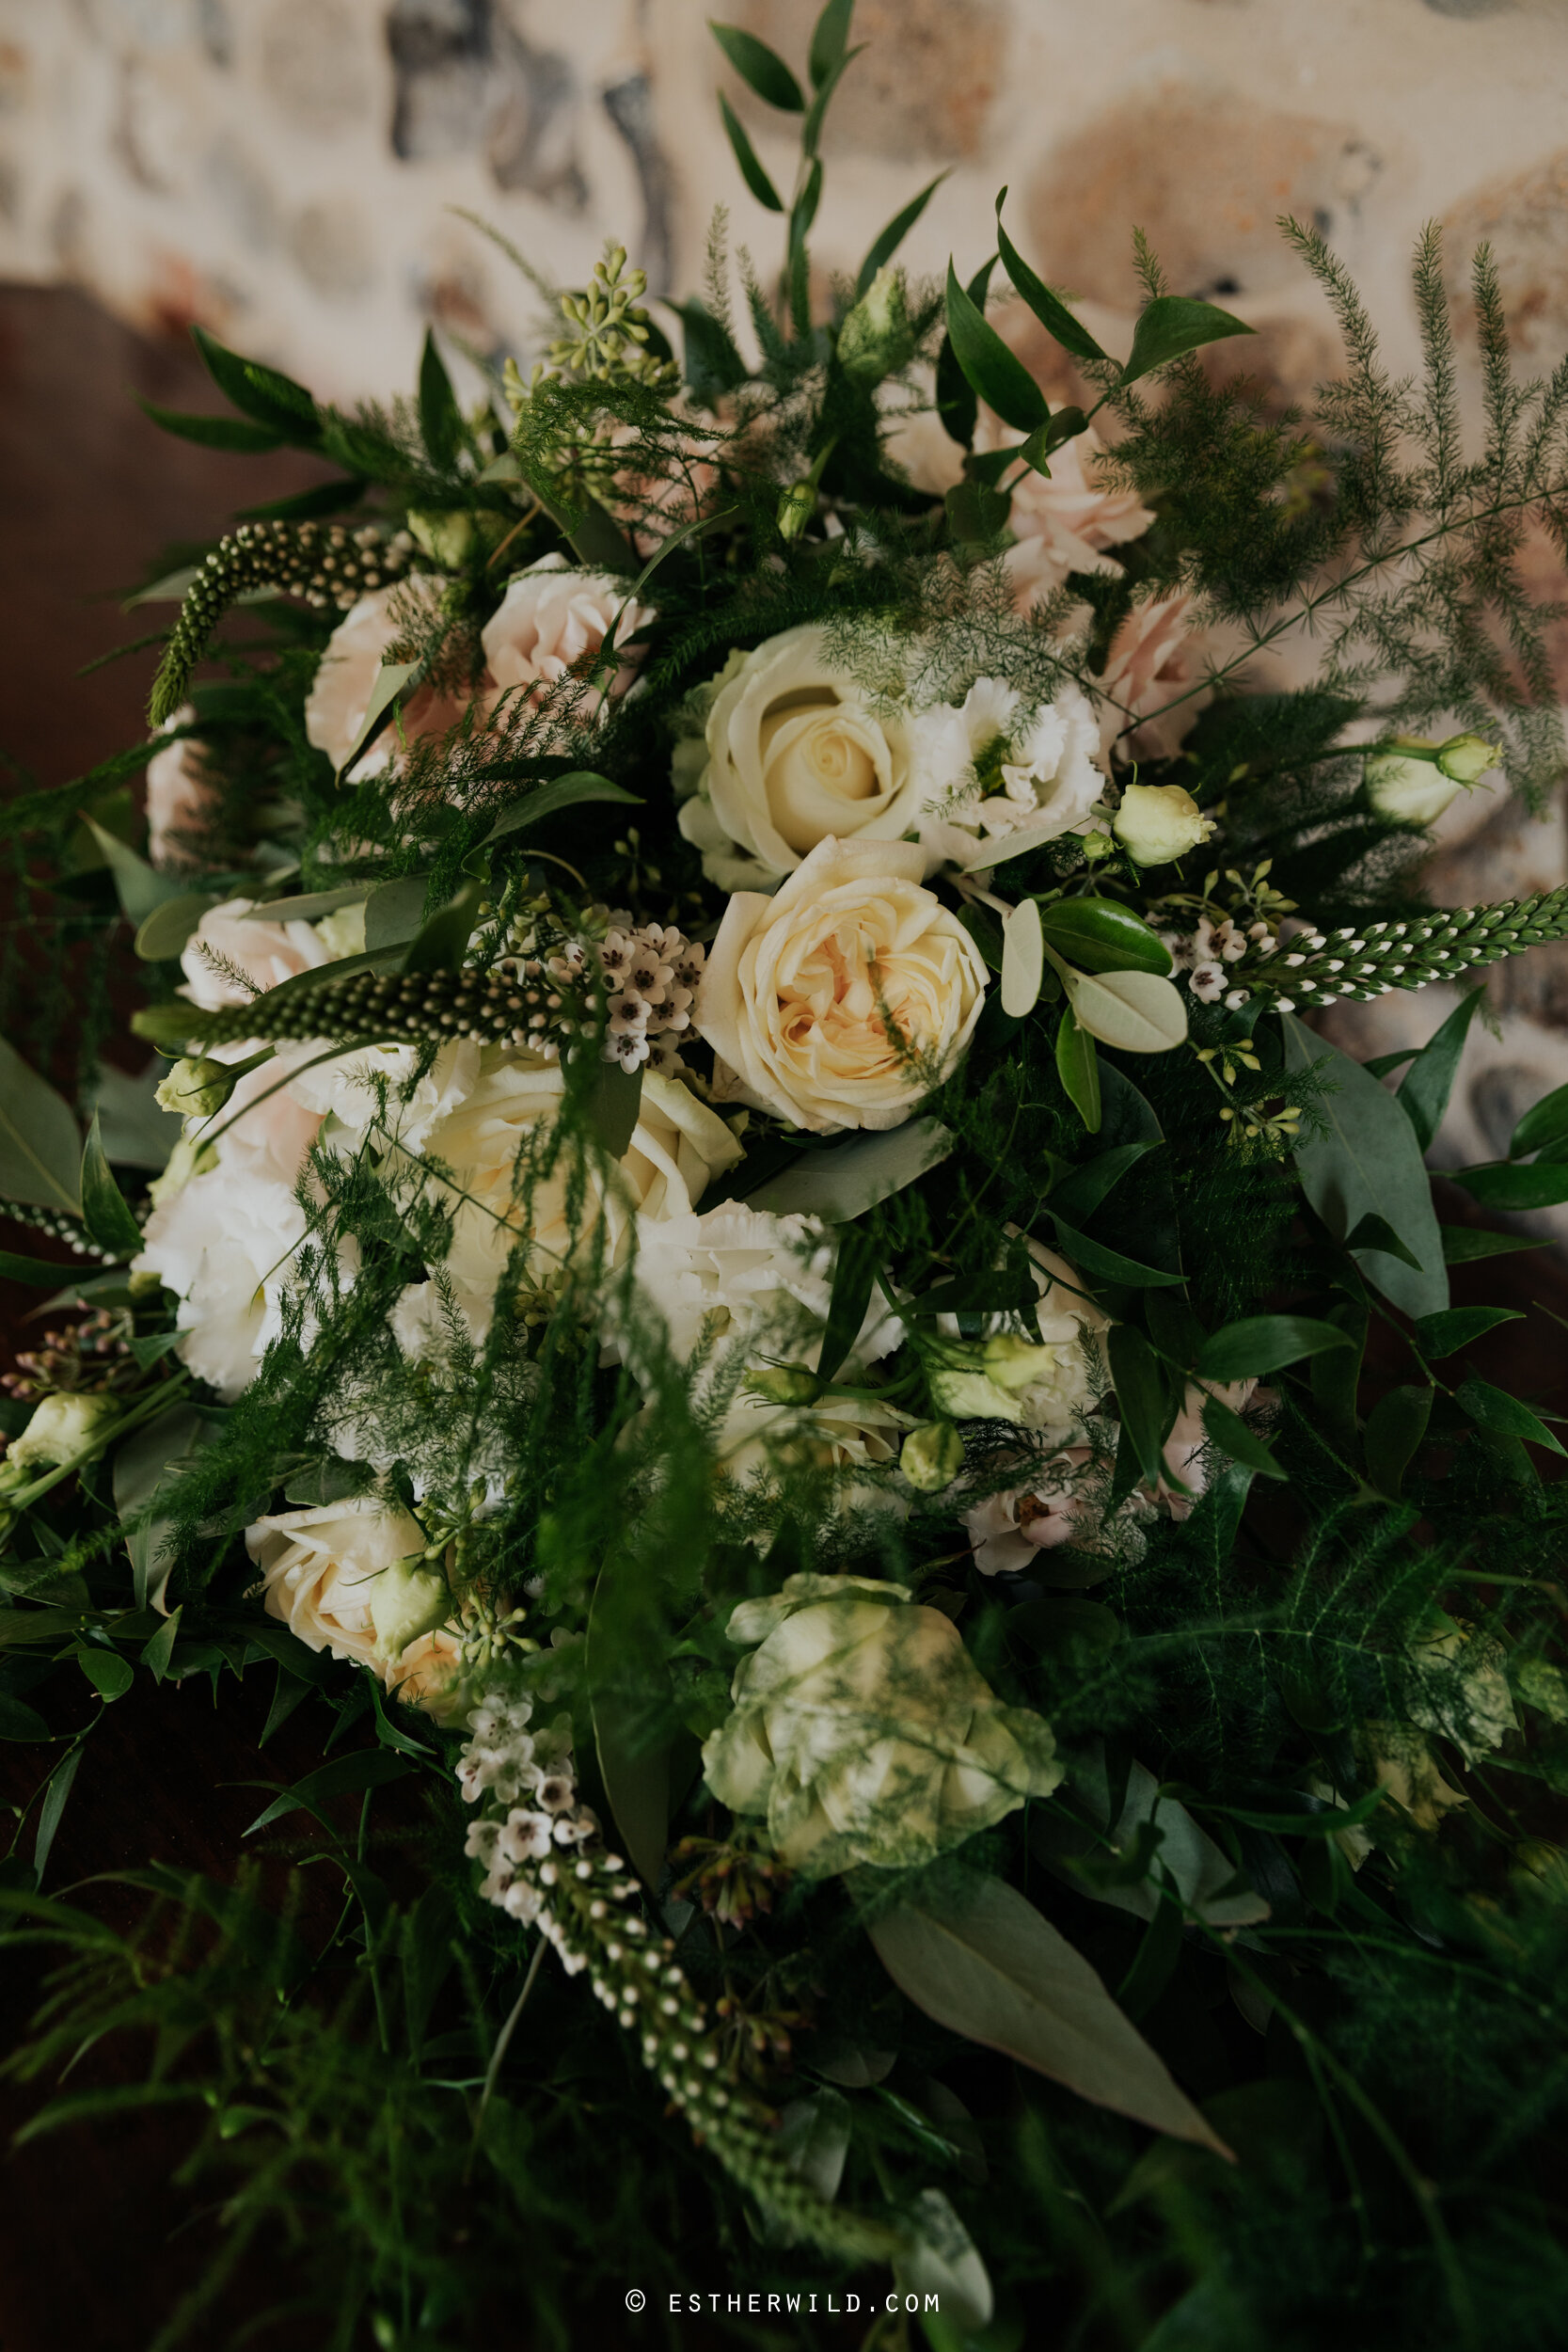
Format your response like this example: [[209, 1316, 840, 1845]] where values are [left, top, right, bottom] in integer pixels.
[[6, 0, 1568, 1218]]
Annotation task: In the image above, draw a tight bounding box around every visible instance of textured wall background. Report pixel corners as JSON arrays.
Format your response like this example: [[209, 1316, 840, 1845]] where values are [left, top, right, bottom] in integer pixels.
[[5, 0, 1568, 1220]]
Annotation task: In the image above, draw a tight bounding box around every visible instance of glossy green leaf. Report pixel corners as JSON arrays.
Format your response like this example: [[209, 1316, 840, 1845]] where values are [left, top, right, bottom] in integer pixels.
[[588, 1558, 672, 1889], [78, 1647, 135, 1702], [816, 1224, 879, 1385], [1440, 1225, 1545, 1263], [1309, 1299, 1366, 1449], [0, 1695, 49, 1741], [1364, 1384, 1433, 1499], [808, 0, 854, 84], [1511, 1079, 1568, 1161], [1414, 1304, 1523, 1359], [1454, 1376, 1565, 1456], [1202, 1393, 1285, 1478], [1054, 1009, 1101, 1133], [1343, 1210, 1423, 1273], [994, 193, 1107, 364], [1038, 899, 1173, 976], [485, 771, 644, 848], [418, 327, 463, 470], [190, 323, 319, 438], [744, 1120, 953, 1221], [1196, 1314, 1354, 1383], [1049, 1216, 1185, 1290], [1017, 405, 1090, 475], [80, 1114, 143, 1260], [1048, 1141, 1154, 1228], [244, 1749, 415, 1837], [1108, 1324, 1172, 1487], [895, 2189, 993, 2337], [1454, 1159, 1568, 1211], [709, 21, 804, 108], [0, 1248, 78, 1287], [1120, 295, 1254, 387], [113, 1404, 211, 1615], [334, 659, 421, 782], [0, 1035, 82, 1215], [402, 878, 487, 976], [1000, 897, 1045, 1017], [1281, 1014, 1448, 1319], [135, 397, 284, 453], [801, 42, 863, 157], [581, 1059, 644, 1161], [81, 817, 190, 928], [718, 88, 784, 209], [867, 1871, 1227, 2149], [856, 173, 949, 299], [1061, 965, 1187, 1055], [944, 261, 1048, 436], [778, 2088, 851, 2204], [33, 1748, 83, 1886], [236, 476, 366, 525], [142, 1606, 182, 1685], [1394, 986, 1484, 1152]]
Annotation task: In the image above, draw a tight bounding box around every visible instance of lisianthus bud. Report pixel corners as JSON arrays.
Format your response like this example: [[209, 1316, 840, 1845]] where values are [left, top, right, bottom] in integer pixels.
[[1435, 732, 1500, 785], [900, 1420, 965, 1492], [743, 1364, 821, 1406], [1113, 782, 1214, 866], [1364, 745, 1459, 826], [775, 481, 816, 542], [5, 1391, 119, 1476], [369, 1558, 452, 1661], [406, 508, 477, 568], [155, 1057, 233, 1120], [836, 264, 915, 387]]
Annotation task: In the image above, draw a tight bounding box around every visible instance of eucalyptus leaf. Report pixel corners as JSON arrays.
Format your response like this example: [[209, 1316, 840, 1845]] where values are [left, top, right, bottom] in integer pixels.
[[335, 660, 421, 783], [363, 877, 431, 952], [113, 1404, 212, 1614], [1042, 1751, 1269, 1929], [777, 2089, 851, 2204], [1281, 1014, 1448, 1319], [943, 261, 1049, 437], [1001, 898, 1045, 1018], [134, 891, 215, 961], [744, 1120, 952, 1221], [403, 879, 488, 976], [1120, 294, 1254, 387], [866, 1870, 1227, 2150], [1343, 1211, 1423, 1273], [588, 1558, 672, 1889], [894, 2189, 993, 2337], [82, 818, 190, 927], [0, 1035, 82, 1215], [1062, 966, 1187, 1056], [581, 1059, 644, 1161], [243, 886, 371, 927]]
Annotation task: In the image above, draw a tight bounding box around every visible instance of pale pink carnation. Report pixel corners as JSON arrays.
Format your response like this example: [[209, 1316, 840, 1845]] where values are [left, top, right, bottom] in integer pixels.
[[972, 411, 1153, 612], [480, 554, 656, 725], [1097, 593, 1211, 765], [146, 706, 219, 869], [305, 580, 482, 778]]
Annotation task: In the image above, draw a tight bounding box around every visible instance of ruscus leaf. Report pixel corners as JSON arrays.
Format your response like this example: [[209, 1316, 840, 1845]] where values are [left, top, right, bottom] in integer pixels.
[[718, 90, 784, 210], [943, 262, 1048, 437], [994, 193, 1107, 364], [1282, 1015, 1448, 1319], [1120, 294, 1255, 387], [709, 21, 805, 109], [1196, 1315, 1354, 1383]]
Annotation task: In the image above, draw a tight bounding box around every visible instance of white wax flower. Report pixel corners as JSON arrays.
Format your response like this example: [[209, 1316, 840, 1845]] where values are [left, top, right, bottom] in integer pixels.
[[696, 835, 988, 1134], [702, 1572, 1062, 1873]]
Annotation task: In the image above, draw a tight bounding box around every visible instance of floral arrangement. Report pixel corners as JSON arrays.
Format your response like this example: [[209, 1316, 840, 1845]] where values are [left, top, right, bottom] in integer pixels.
[[5, 11, 1568, 2345]]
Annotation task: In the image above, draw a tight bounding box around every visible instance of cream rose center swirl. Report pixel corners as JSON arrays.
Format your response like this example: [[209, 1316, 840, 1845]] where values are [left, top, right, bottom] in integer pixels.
[[758, 698, 893, 853], [769, 913, 936, 1084]]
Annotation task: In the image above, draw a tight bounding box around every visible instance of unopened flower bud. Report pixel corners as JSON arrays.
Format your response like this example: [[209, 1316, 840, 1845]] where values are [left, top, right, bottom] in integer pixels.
[[743, 1363, 820, 1406], [835, 264, 916, 388], [370, 1556, 451, 1662], [775, 482, 816, 542], [5, 1391, 119, 1476], [900, 1420, 966, 1493], [1364, 742, 1462, 826], [406, 508, 477, 568], [1113, 783, 1214, 866], [155, 1057, 233, 1120], [1435, 732, 1500, 785]]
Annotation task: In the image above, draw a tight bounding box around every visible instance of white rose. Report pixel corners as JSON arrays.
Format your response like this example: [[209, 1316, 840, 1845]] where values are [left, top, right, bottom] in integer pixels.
[[481, 553, 654, 729], [246, 1499, 431, 1670], [676, 625, 927, 888], [702, 1573, 1062, 1873], [304, 580, 482, 778], [696, 834, 988, 1134], [1097, 592, 1210, 765], [1113, 782, 1216, 866], [616, 1200, 902, 1375], [1364, 736, 1498, 827], [712, 1389, 914, 1517], [396, 1053, 743, 1348]]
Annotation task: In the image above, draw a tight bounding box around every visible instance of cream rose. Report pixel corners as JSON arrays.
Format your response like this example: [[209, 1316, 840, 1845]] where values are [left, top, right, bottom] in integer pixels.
[[481, 554, 654, 726], [676, 625, 926, 889], [245, 1498, 475, 1716], [696, 835, 988, 1134], [305, 580, 480, 778], [1097, 593, 1210, 765], [702, 1572, 1062, 1873], [390, 1052, 744, 1348]]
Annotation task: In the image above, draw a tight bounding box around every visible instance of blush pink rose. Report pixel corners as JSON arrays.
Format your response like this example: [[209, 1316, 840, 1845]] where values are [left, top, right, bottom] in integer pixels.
[[305, 580, 483, 778], [1158, 1379, 1262, 1518], [1097, 593, 1211, 765], [146, 706, 220, 869], [179, 897, 338, 1013], [970, 412, 1153, 612], [965, 1447, 1104, 1576], [481, 556, 656, 727]]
